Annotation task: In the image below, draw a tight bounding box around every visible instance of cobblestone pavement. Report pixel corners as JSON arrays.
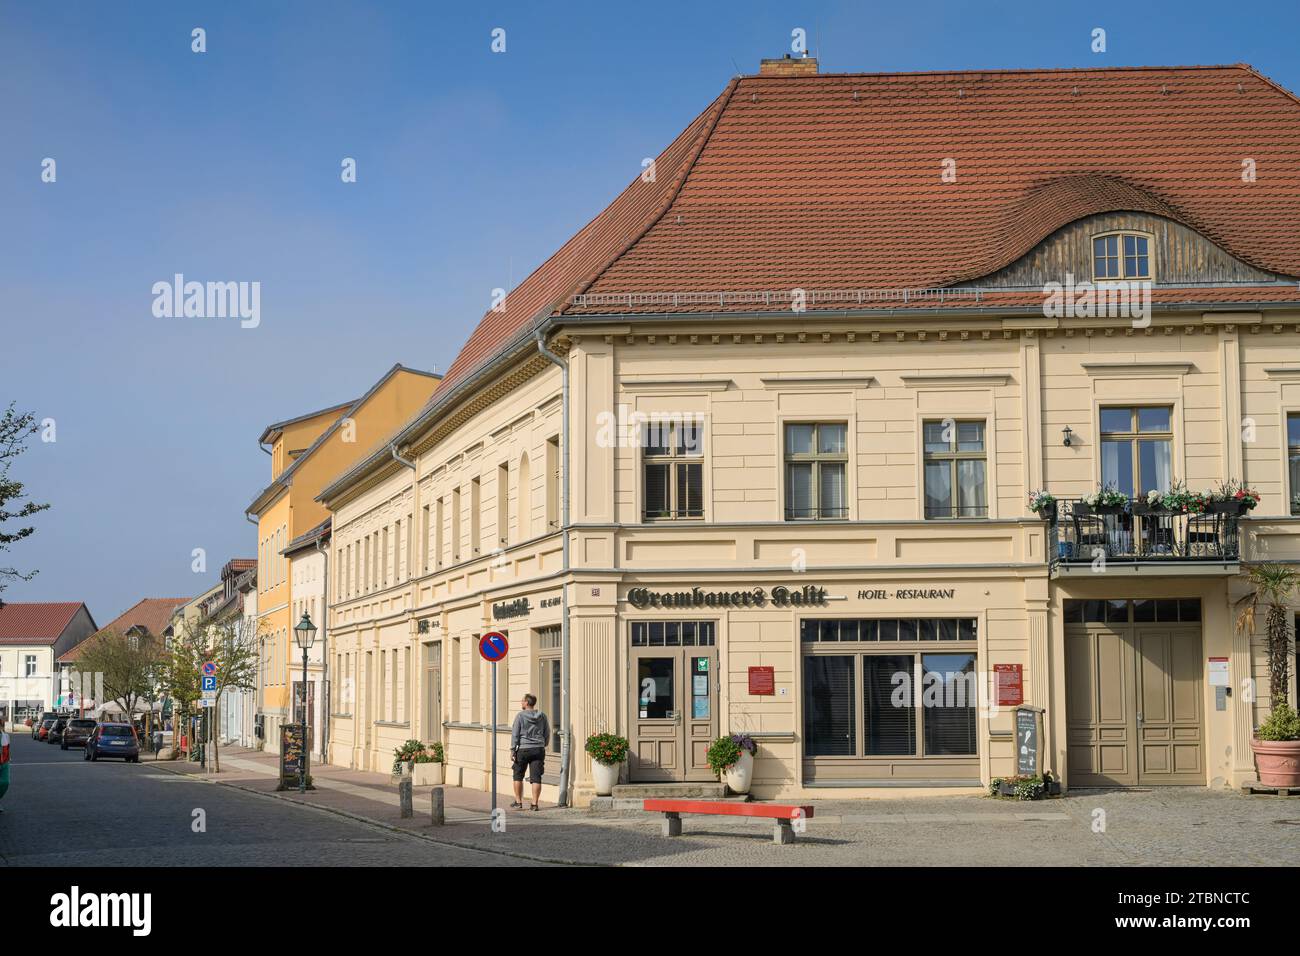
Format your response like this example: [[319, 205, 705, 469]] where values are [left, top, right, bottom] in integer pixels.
[[9, 734, 1296, 867], [0, 733, 533, 867], [144, 744, 1300, 867]]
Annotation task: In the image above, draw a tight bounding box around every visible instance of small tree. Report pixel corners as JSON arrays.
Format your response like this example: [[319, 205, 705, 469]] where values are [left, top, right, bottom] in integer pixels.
[[73, 631, 162, 721], [207, 617, 259, 772], [1235, 563, 1298, 718], [159, 625, 203, 759], [0, 403, 51, 598]]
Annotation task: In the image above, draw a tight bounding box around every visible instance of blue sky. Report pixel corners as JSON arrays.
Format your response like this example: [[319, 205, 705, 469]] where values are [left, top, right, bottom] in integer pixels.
[[2, 0, 1298, 624]]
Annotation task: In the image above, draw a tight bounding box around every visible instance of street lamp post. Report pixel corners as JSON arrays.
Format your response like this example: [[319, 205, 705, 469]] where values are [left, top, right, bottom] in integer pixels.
[[293, 612, 317, 793]]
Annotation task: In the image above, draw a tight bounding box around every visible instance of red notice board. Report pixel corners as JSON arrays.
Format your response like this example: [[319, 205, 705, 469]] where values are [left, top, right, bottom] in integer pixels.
[[748, 666, 775, 696], [994, 664, 1024, 707]]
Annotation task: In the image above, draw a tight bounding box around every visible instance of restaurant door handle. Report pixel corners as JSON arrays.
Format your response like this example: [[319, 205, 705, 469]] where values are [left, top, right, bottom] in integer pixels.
[[1136, 711, 1144, 724], [666, 710, 680, 721]]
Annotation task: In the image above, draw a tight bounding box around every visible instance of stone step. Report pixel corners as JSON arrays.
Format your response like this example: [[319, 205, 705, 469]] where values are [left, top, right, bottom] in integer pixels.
[[591, 782, 749, 810]]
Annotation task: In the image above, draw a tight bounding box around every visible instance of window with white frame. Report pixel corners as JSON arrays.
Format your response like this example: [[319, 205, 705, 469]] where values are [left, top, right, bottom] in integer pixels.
[[642, 418, 703, 520], [923, 420, 988, 519], [785, 422, 847, 520]]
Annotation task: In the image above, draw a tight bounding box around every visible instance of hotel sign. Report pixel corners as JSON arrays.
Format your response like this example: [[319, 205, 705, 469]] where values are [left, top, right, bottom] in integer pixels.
[[492, 597, 531, 621], [858, 588, 956, 600], [627, 585, 828, 609]]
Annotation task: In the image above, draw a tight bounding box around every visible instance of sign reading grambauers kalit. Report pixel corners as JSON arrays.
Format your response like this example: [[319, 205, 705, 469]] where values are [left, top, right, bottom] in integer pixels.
[[626, 585, 828, 609]]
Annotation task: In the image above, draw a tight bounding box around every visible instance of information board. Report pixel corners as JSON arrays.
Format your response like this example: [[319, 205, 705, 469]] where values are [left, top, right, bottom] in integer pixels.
[[993, 664, 1023, 707], [748, 666, 775, 696], [279, 723, 306, 787], [1016, 706, 1041, 777]]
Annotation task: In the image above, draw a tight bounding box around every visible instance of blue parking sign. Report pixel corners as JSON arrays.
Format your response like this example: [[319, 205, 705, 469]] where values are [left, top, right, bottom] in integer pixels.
[[201, 676, 217, 692]]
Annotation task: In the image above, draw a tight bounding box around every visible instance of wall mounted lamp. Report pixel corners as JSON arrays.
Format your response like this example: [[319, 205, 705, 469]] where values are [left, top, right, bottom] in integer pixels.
[[1062, 426, 1074, 447]]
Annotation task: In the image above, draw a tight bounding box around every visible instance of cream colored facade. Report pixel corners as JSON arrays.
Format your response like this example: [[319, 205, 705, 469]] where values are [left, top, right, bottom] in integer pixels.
[[320, 303, 1300, 804]]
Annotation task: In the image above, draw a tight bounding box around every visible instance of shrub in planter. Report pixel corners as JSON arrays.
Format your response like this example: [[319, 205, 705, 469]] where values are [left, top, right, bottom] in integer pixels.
[[1237, 564, 1300, 788], [392, 738, 432, 775], [586, 731, 629, 796], [989, 771, 1059, 800], [706, 733, 757, 772], [585, 732, 629, 766]]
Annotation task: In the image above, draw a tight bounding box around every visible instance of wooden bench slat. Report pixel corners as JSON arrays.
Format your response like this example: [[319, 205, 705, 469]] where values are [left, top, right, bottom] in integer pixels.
[[643, 798, 813, 820]]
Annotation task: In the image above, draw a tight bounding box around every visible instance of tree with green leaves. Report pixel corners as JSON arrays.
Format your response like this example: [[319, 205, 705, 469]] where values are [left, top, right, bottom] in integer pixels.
[[72, 631, 163, 722], [0, 403, 50, 598], [161, 618, 258, 771]]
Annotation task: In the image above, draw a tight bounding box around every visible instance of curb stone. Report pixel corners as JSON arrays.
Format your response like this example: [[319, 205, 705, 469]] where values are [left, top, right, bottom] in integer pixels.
[[148, 759, 595, 867]]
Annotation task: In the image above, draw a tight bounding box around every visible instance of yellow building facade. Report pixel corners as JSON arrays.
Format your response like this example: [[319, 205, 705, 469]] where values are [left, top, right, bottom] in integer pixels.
[[247, 365, 440, 752]]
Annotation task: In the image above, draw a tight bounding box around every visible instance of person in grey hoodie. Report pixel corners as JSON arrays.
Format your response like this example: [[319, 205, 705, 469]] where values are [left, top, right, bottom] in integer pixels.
[[510, 694, 550, 810]]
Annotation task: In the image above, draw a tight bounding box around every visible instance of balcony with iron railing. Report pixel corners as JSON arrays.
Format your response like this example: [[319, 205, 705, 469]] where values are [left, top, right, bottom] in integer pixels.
[[1039, 496, 1246, 574]]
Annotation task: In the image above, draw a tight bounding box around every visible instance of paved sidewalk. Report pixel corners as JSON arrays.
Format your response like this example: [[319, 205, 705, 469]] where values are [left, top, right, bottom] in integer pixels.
[[151, 747, 1300, 867]]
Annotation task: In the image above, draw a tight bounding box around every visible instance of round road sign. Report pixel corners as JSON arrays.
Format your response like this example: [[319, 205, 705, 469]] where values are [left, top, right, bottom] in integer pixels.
[[479, 631, 509, 662]]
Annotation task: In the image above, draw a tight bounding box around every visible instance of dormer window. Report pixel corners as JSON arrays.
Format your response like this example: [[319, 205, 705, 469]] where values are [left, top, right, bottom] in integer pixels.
[[1093, 232, 1151, 280]]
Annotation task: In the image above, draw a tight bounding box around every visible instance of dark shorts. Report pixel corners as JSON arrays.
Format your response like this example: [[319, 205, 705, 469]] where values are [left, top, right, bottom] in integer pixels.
[[512, 746, 546, 784]]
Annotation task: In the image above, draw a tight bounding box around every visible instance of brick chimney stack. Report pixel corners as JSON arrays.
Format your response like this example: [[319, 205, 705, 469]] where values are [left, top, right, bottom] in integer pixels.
[[758, 54, 819, 77]]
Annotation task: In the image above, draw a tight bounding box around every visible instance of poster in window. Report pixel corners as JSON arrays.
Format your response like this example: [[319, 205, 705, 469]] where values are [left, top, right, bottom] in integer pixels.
[[692, 674, 709, 697], [692, 696, 710, 719]]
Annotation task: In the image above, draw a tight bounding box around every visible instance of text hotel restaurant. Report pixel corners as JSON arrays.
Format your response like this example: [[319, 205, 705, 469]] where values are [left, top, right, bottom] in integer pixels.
[[295, 59, 1300, 804]]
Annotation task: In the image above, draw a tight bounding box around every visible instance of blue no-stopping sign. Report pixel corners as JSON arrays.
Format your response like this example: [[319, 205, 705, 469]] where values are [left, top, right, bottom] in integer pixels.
[[479, 631, 509, 662]]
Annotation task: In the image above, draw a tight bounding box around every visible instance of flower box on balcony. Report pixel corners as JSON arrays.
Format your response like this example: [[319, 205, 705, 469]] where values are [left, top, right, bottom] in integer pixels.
[[1074, 501, 1125, 516], [1207, 499, 1248, 516], [1131, 501, 1170, 516]]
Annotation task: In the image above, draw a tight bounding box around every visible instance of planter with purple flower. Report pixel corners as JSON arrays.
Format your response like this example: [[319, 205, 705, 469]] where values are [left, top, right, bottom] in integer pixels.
[[707, 733, 758, 795]]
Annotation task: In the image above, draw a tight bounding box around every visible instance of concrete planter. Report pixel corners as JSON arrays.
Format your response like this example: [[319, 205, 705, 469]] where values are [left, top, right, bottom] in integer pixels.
[[412, 761, 444, 786], [723, 749, 754, 795], [591, 760, 620, 795], [1251, 738, 1300, 788]]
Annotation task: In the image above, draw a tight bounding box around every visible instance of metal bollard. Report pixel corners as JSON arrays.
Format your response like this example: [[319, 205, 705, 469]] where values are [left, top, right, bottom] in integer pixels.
[[430, 786, 445, 826], [399, 776, 413, 818]]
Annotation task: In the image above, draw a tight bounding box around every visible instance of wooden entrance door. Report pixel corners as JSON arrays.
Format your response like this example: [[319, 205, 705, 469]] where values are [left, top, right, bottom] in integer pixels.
[[1067, 622, 1203, 786], [1134, 628, 1204, 784], [422, 641, 442, 745], [629, 646, 718, 782]]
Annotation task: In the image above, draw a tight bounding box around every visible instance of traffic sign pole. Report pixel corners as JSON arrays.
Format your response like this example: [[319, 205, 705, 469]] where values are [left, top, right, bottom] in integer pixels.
[[491, 660, 497, 817], [478, 631, 509, 825]]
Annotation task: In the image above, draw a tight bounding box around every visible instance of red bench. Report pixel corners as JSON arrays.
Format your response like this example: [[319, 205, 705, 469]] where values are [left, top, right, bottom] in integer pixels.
[[643, 798, 814, 844]]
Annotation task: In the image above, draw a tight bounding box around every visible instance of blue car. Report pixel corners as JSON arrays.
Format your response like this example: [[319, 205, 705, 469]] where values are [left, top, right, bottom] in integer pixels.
[[84, 722, 140, 763]]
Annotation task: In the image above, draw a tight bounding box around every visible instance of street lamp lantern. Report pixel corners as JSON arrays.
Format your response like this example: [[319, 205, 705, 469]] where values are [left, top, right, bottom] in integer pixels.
[[293, 612, 316, 792], [294, 612, 317, 651]]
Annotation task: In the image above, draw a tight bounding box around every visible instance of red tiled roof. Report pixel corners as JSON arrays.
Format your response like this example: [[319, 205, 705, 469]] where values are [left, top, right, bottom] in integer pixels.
[[433, 81, 737, 394], [96, 597, 188, 640], [0, 601, 86, 646], [432, 63, 1300, 367]]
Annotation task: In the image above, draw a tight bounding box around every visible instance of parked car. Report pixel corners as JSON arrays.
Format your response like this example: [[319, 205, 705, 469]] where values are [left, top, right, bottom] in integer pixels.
[[32, 712, 56, 739], [84, 723, 140, 762], [47, 716, 69, 744], [60, 718, 97, 750], [35, 717, 56, 741]]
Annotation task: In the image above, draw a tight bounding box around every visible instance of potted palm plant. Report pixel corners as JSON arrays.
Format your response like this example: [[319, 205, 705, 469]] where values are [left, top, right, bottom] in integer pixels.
[[585, 731, 628, 796], [1236, 563, 1300, 788], [707, 733, 758, 794]]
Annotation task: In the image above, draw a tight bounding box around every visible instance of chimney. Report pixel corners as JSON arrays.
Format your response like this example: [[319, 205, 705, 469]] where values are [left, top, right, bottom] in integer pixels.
[[758, 53, 819, 77]]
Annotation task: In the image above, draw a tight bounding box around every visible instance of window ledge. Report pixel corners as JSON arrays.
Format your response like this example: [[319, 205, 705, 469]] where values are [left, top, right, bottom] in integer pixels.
[[1080, 361, 1193, 377], [900, 373, 1009, 388]]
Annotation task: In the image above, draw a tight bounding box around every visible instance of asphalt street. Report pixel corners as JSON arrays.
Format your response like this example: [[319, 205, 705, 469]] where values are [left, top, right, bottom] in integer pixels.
[[0, 731, 529, 866]]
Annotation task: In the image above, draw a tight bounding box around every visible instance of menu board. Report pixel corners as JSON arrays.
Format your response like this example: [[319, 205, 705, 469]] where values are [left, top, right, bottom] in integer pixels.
[[279, 723, 306, 786], [1016, 707, 1040, 776]]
